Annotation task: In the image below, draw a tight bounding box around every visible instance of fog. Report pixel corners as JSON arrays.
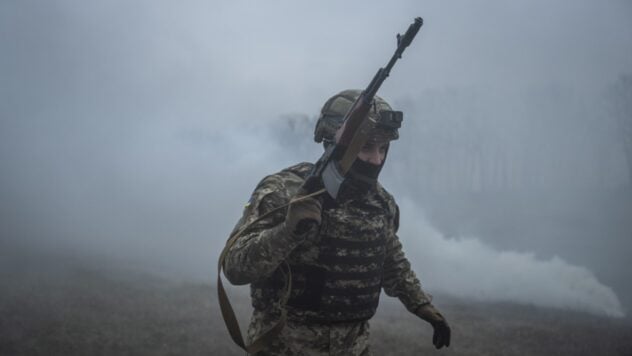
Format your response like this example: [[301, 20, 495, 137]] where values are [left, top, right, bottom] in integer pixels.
[[1, 0, 631, 319]]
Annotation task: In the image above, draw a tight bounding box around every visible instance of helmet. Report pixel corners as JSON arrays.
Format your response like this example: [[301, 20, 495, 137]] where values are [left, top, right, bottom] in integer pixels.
[[313, 89, 403, 144]]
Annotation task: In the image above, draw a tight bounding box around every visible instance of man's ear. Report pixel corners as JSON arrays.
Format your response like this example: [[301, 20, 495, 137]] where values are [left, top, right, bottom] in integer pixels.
[[334, 122, 346, 143]]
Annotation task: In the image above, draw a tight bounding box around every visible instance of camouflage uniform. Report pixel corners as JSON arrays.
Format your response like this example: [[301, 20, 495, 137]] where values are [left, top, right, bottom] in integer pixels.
[[223, 162, 432, 355]]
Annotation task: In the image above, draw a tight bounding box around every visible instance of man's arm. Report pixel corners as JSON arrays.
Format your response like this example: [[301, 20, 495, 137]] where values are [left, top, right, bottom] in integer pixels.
[[223, 173, 321, 285], [381, 203, 451, 349], [382, 230, 433, 312], [382, 203, 433, 311]]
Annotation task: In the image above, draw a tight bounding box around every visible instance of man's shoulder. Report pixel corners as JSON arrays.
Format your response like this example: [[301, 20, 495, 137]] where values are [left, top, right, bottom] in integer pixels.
[[374, 183, 399, 218], [257, 162, 313, 189], [281, 162, 314, 180], [248, 162, 314, 208], [375, 183, 397, 205]]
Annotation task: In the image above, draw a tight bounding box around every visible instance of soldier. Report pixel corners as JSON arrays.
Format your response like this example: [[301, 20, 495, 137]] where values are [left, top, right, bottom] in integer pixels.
[[223, 90, 451, 355]]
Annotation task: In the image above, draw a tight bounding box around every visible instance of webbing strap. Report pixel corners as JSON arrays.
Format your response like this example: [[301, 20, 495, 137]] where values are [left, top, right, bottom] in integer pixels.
[[217, 189, 325, 354]]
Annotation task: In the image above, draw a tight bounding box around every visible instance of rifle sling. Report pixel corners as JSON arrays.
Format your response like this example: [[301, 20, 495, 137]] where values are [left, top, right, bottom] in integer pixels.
[[217, 189, 325, 354]]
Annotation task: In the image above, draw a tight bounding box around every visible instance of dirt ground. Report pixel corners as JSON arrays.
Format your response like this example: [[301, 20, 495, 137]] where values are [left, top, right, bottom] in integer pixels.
[[1, 259, 631, 356]]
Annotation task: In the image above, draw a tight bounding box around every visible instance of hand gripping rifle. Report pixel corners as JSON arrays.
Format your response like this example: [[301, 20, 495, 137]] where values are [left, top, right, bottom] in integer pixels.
[[308, 17, 423, 199], [218, 17, 423, 355]]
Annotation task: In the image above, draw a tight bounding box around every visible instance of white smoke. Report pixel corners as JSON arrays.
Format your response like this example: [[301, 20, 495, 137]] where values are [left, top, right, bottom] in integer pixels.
[[397, 198, 625, 318], [2, 0, 629, 320]]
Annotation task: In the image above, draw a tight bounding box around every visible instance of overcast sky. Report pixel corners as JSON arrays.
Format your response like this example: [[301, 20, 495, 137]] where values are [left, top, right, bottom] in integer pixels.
[[1, 1, 631, 318]]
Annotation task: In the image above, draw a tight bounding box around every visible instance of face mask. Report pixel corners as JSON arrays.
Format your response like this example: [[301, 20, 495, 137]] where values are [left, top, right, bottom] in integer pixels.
[[320, 141, 390, 200], [348, 158, 382, 183], [337, 152, 388, 199]]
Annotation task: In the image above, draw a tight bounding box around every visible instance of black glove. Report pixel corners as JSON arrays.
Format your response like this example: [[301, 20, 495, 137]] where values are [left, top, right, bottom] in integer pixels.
[[415, 304, 451, 349]]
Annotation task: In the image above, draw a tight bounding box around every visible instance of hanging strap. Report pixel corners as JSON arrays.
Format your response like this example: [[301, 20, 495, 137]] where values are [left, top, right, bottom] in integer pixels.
[[217, 189, 325, 354]]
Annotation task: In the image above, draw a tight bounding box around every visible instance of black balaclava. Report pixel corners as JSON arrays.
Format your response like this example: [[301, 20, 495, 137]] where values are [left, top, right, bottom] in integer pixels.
[[337, 142, 390, 200]]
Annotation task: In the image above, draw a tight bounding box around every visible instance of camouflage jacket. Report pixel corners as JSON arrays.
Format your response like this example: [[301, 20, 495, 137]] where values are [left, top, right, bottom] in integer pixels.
[[223, 162, 431, 326]]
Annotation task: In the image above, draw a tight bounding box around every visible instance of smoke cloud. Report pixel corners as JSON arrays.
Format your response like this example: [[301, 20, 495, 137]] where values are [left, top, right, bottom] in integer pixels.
[[397, 199, 625, 318], [1, 1, 630, 319]]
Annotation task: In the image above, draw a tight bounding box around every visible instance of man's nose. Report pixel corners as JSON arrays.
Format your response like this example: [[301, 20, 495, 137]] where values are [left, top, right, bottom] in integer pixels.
[[367, 150, 382, 165]]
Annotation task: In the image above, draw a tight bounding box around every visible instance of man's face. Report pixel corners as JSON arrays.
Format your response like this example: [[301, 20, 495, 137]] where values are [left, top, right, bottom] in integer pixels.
[[334, 124, 390, 166], [357, 140, 388, 166]]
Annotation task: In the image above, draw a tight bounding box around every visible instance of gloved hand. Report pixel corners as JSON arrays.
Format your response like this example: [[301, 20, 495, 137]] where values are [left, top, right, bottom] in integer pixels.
[[285, 179, 323, 237], [415, 304, 451, 349]]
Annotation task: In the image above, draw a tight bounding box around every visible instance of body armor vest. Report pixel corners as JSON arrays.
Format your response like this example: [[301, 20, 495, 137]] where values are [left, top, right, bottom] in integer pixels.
[[251, 163, 393, 323], [286, 194, 389, 323]]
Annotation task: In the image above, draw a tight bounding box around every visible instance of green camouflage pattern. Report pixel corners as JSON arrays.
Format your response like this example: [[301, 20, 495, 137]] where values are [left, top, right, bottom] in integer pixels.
[[247, 310, 372, 355], [223, 162, 432, 355]]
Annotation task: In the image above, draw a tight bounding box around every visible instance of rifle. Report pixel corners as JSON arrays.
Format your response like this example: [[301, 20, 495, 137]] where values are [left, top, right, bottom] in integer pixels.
[[310, 17, 423, 199]]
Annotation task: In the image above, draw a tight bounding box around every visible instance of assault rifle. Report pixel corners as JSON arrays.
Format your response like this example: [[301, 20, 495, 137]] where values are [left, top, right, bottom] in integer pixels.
[[309, 17, 423, 199]]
